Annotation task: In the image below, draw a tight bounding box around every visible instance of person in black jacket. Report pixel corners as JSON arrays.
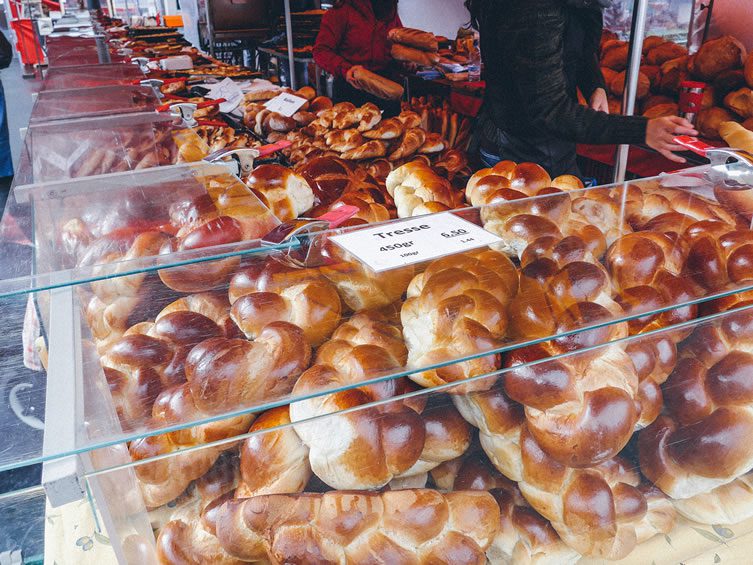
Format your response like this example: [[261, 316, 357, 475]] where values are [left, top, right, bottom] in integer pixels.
[[467, 0, 697, 176]]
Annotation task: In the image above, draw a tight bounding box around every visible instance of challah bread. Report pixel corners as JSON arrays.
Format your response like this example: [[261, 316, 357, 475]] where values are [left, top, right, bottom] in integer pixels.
[[454, 388, 675, 559], [607, 231, 698, 336], [156, 456, 242, 565], [385, 160, 460, 217], [244, 164, 315, 222], [396, 110, 422, 129], [184, 322, 311, 414], [683, 221, 753, 292], [83, 230, 172, 353], [388, 27, 439, 52], [291, 311, 470, 489], [236, 406, 311, 498], [362, 117, 405, 140], [320, 245, 415, 311], [340, 139, 388, 160], [130, 383, 252, 508], [355, 102, 383, 131], [159, 176, 279, 292], [419, 132, 446, 154], [388, 128, 427, 161], [325, 129, 365, 153], [401, 249, 519, 391], [639, 305, 753, 500], [671, 472, 753, 525], [230, 272, 342, 347], [431, 442, 580, 565], [102, 293, 238, 429], [216, 489, 501, 564]]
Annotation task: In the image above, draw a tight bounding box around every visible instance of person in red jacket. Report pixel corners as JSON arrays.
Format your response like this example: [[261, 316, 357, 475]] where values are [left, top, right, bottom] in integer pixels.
[[313, 0, 402, 114]]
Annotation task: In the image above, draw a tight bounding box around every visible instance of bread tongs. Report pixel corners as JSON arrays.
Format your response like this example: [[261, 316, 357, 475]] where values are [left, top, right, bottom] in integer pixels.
[[205, 140, 293, 177], [673, 136, 753, 190]]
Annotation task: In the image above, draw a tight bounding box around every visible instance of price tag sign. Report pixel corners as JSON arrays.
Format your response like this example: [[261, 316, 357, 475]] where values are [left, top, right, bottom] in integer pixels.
[[329, 213, 502, 272], [206, 77, 244, 113], [264, 92, 307, 117]]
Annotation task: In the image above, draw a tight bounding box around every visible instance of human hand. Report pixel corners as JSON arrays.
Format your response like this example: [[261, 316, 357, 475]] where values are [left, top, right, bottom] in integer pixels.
[[645, 116, 698, 163], [345, 65, 365, 87], [589, 87, 609, 113]]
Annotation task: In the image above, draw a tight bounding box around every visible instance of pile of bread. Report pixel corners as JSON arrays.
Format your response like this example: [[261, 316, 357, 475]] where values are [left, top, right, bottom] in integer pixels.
[[402, 95, 475, 153], [389, 27, 441, 67], [69, 153, 753, 563], [600, 32, 753, 140]]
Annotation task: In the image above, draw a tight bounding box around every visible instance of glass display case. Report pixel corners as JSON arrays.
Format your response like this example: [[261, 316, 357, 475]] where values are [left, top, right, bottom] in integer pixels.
[[29, 85, 163, 124], [45, 34, 115, 68], [40, 63, 146, 92], [2, 142, 753, 561]]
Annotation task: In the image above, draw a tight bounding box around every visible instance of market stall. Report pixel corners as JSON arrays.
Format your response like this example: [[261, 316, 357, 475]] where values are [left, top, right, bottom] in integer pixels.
[[3, 4, 753, 565]]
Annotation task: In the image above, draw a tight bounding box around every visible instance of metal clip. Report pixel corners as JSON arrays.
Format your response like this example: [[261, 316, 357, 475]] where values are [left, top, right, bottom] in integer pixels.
[[169, 102, 198, 127], [706, 147, 753, 190], [131, 56, 150, 73], [205, 148, 260, 177]]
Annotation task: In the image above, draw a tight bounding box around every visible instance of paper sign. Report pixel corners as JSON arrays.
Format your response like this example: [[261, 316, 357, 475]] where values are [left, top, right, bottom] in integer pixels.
[[264, 92, 307, 117], [206, 78, 244, 113], [329, 213, 502, 272]]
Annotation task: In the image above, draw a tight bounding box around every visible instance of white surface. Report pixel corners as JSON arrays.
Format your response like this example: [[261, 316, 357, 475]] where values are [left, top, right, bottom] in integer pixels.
[[264, 92, 308, 117], [398, 0, 471, 39], [330, 213, 502, 272], [206, 78, 244, 113]]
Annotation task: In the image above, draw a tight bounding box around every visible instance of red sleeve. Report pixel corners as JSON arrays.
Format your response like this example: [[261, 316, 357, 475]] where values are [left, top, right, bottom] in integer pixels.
[[313, 8, 353, 78]]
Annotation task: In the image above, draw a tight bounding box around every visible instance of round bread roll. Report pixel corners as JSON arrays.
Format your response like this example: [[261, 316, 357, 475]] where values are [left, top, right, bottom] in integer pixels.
[[646, 42, 688, 65], [609, 70, 650, 99], [713, 69, 747, 102], [744, 117, 753, 131], [659, 56, 689, 95], [295, 85, 316, 100], [607, 97, 623, 115], [309, 95, 333, 114], [642, 35, 666, 56], [641, 64, 661, 89], [601, 66, 618, 88], [697, 106, 739, 139], [601, 41, 629, 71], [724, 87, 753, 118], [693, 35, 747, 81], [702, 85, 716, 109]]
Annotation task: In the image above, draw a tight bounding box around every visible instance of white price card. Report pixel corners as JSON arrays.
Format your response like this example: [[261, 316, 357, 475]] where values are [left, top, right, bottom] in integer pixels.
[[329, 213, 503, 272], [206, 77, 244, 113], [264, 92, 308, 117]]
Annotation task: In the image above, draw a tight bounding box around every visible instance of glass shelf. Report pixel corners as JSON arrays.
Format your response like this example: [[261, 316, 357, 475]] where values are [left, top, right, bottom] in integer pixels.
[[29, 85, 162, 124]]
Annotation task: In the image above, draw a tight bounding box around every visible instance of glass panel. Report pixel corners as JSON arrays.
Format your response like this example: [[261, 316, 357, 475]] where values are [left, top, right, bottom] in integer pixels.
[[79, 302, 753, 564], [41, 64, 145, 92], [45, 35, 112, 68], [0, 486, 45, 562], [29, 86, 162, 123]]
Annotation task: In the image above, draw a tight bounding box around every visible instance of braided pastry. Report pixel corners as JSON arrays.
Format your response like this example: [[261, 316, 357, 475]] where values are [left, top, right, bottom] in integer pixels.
[[385, 160, 462, 217], [184, 322, 310, 415], [236, 406, 311, 499], [130, 383, 252, 508], [454, 388, 675, 559], [243, 164, 315, 222], [638, 305, 753, 501], [215, 490, 501, 564], [102, 293, 238, 428], [159, 174, 279, 292], [401, 249, 519, 391], [290, 311, 470, 489], [388, 128, 426, 161], [229, 257, 342, 347]]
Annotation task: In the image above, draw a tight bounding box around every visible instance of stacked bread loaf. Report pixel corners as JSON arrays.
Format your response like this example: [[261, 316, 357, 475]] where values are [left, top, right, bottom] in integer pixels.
[[389, 27, 440, 67], [73, 154, 753, 563]]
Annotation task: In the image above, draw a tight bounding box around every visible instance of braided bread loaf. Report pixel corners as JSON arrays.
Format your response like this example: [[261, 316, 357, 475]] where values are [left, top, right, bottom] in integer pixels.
[[228, 256, 342, 347], [638, 305, 753, 502], [102, 293, 238, 428], [430, 443, 580, 565], [130, 383, 252, 508], [385, 160, 461, 217], [454, 387, 675, 559], [401, 249, 519, 391], [156, 455, 242, 565], [158, 174, 279, 292], [216, 489, 501, 564], [243, 164, 315, 222], [236, 406, 311, 498], [290, 311, 471, 489]]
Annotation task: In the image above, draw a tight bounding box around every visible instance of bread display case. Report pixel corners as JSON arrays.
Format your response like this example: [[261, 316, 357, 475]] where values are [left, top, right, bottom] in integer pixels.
[[40, 63, 146, 92], [28, 85, 163, 124], [2, 148, 753, 562]]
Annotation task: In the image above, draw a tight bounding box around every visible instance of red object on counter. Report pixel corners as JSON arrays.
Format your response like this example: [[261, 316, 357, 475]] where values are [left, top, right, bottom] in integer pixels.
[[10, 19, 44, 65], [679, 81, 706, 124]]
